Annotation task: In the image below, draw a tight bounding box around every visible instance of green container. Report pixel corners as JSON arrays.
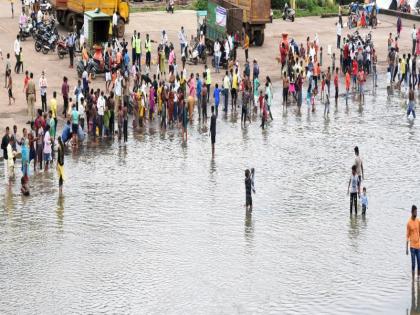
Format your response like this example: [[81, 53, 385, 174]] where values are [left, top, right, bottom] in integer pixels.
[[83, 10, 112, 47]]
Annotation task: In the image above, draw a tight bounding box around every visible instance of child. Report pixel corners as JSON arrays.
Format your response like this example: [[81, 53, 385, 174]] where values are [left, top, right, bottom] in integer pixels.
[[18, 47, 23, 74], [20, 176, 30, 196], [311, 86, 316, 112], [288, 75, 296, 103], [306, 85, 312, 113], [258, 90, 264, 115], [7, 69, 15, 105], [347, 165, 360, 215], [321, 73, 325, 101], [245, 169, 253, 211], [213, 83, 220, 117], [360, 187, 368, 215], [261, 94, 268, 129]]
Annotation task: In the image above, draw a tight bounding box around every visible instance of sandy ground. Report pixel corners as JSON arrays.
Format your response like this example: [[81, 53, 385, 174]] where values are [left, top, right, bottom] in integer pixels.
[[0, 2, 415, 133]]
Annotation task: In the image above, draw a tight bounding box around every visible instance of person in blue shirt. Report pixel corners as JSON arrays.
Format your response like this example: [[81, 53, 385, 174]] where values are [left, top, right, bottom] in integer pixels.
[[61, 120, 71, 145], [213, 83, 220, 117], [123, 50, 130, 75], [196, 73, 202, 121]]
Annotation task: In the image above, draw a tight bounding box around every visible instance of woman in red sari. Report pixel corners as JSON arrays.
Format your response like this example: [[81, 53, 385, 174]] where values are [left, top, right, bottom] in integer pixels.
[[361, 11, 367, 28]]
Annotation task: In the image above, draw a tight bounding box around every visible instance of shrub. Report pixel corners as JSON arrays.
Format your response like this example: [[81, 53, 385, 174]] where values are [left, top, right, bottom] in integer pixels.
[[195, 0, 208, 10]]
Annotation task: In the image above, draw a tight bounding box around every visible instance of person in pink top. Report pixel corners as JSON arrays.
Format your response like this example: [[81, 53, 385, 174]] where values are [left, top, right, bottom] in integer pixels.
[[149, 86, 155, 120], [43, 124, 52, 172], [187, 73, 195, 97], [169, 46, 175, 67]]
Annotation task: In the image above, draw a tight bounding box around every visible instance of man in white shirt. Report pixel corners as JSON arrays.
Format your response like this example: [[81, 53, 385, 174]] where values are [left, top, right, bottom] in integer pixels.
[[112, 11, 118, 39], [223, 71, 230, 113], [13, 35, 20, 73], [114, 71, 123, 106], [411, 24, 417, 55], [336, 21, 342, 49], [39, 71, 48, 113], [178, 26, 187, 56], [214, 39, 221, 73], [224, 39, 230, 62], [37, 9, 43, 25], [97, 91, 105, 137]]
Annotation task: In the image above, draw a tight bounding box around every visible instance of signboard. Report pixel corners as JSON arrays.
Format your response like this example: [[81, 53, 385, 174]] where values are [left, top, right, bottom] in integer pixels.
[[215, 6, 227, 27]]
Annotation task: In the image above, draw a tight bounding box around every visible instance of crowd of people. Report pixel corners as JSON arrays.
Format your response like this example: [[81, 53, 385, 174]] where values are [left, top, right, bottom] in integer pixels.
[[2, 4, 278, 197]]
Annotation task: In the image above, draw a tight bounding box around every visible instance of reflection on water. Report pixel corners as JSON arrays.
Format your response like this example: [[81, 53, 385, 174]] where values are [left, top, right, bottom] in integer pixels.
[[56, 196, 64, 229], [410, 280, 420, 315], [0, 83, 419, 314]]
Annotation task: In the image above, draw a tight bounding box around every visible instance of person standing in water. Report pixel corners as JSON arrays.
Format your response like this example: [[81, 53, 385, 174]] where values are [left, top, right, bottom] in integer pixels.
[[245, 169, 253, 212], [408, 84, 416, 119], [57, 136, 65, 195], [407, 205, 420, 278], [347, 165, 360, 215], [210, 106, 216, 158], [354, 146, 364, 183]]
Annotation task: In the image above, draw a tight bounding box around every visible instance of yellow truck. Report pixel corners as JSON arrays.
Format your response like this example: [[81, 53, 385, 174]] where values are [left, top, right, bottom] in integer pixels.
[[51, 0, 130, 36]]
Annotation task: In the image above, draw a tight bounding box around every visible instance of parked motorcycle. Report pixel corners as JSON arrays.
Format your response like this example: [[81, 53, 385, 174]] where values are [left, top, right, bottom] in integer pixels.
[[19, 21, 34, 41], [57, 36, 68, 59], [40, 33, 58, 54], [35, 33, 50, 52], [32, 19, 57, 40], [77, 58, 108, 79], [282, 4, 295, 22]]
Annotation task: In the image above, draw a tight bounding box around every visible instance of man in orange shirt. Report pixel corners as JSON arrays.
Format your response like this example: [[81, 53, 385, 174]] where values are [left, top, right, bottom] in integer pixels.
[[407, 205, 420, 277], [345, 70, 351, 105]]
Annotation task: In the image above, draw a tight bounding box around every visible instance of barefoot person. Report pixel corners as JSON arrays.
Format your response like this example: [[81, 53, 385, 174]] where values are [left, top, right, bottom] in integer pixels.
[[347, 165, 360, 215], [210, 106, 216, 158], [407, 205, 420, 278], [56, 136, 65, 195], [245, 169, 253, 212]]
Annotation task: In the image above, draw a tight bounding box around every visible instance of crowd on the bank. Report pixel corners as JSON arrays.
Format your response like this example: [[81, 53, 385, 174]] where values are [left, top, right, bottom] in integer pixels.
[[2, 4, 279, 196], [2, 6, 419, 198]]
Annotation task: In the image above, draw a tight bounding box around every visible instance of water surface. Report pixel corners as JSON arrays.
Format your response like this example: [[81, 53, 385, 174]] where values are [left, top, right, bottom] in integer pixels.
[[1, 82, 419, 314]]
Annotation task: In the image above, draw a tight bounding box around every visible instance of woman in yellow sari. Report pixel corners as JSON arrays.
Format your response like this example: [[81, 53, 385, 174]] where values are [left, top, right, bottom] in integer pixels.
[[139, 90, 145, 127], [157, 82, 163, 116]]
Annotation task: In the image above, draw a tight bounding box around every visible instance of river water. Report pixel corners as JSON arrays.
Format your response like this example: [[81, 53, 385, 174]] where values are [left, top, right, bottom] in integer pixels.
[[1, 82, 419, 314]]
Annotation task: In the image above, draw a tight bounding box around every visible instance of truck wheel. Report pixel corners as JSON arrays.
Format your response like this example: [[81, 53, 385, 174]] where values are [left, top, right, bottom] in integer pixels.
[[117, 19, 125, 38], [65, 13, 76, 31], [254, 31, 264, 47]]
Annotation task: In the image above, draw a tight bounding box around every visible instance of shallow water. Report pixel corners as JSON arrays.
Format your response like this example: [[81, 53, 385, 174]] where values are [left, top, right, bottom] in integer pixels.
[[1, 81, 420, 314]]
